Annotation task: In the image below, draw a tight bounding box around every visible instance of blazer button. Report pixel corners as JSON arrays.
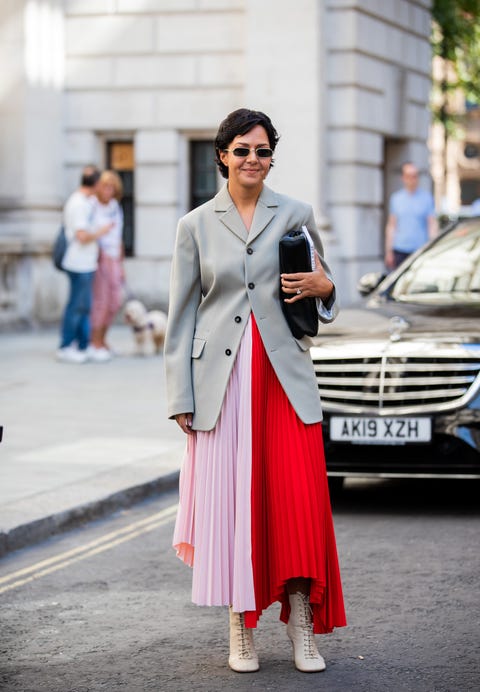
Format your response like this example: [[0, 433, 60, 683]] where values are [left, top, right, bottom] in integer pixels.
[[247, 247, 253, 255], [225, 349, 232, 356], [234, 316, 242, 323], [248, 282, 255, 289]]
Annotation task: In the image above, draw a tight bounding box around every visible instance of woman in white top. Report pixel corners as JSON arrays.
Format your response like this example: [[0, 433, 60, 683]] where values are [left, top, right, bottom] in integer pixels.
[[89, 170, 125, 362]]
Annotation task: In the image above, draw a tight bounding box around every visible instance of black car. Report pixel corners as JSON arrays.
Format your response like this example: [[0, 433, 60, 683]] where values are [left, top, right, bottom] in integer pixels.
[[310, 217, 480, 487]]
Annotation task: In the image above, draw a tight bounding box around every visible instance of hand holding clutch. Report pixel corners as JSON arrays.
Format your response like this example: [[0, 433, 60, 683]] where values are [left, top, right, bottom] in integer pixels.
[[279, 229, 319, 339]]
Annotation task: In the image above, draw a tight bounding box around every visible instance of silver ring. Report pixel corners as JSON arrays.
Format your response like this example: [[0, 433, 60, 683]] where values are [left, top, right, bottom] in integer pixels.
[[296, 289, 302, 295]]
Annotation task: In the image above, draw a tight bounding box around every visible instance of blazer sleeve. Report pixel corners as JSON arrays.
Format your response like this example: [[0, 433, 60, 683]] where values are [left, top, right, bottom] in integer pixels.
[[164, 218, 202, 419], [304, 207, 339, 325]]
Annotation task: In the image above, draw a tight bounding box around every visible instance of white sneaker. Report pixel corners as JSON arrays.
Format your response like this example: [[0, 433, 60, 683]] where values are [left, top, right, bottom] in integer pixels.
[[56, 347, 88, 364], [87, 346, 112, 362]]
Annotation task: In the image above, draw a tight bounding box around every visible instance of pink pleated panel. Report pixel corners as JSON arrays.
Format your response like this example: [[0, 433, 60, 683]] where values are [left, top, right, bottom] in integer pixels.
[[245, 315, 346, 634], [172, 317, 256, 611], [172, 437, 196, 567]]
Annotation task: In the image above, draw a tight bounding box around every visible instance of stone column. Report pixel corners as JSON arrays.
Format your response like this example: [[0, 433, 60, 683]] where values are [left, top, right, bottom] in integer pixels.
[[0, 0, 65, 326], [0, 0, 64, 243]]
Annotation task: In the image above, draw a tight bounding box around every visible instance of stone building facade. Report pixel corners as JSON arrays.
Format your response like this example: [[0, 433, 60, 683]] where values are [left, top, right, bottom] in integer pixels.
[[0, 0, 433, 327]]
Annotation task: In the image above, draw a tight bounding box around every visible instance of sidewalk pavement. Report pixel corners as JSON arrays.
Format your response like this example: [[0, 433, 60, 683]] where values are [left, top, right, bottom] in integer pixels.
[[0, 324, 185, 557], [0, 308, 381, 557]]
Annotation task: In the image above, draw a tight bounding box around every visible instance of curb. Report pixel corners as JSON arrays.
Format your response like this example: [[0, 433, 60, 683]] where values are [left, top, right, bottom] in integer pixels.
[[0, 470, 179, 558]]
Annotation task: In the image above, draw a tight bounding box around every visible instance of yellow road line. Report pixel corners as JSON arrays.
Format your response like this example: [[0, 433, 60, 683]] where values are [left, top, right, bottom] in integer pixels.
[[0, 503, 178, 595], [0, 503, 178, 585]]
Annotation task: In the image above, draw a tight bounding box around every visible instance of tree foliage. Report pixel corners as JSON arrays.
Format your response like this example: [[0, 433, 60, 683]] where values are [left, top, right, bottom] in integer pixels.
[[432, 0, 480, 104]]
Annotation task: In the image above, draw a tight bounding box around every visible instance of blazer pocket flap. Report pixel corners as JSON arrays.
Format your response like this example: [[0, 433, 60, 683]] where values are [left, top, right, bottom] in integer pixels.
[[294, 337, 310, 352], [192, 337, 206, 359]]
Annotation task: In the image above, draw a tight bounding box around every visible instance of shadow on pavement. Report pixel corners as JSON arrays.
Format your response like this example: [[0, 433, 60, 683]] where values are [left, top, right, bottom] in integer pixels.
[[330, 477, 480, 517]]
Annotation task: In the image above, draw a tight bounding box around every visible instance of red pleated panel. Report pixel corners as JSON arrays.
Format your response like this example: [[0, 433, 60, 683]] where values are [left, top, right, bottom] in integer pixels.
[[244, 315, 346, 634]]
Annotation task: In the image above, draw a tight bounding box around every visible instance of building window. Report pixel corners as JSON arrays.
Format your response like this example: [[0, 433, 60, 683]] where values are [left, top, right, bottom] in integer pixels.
[[460, 179, 480, 205], [189, 140, 217, 209], [107, 141, 135, 257]]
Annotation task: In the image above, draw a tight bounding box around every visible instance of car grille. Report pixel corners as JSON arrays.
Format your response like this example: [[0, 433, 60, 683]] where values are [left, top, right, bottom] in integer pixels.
[[312, 346, 480, 414]]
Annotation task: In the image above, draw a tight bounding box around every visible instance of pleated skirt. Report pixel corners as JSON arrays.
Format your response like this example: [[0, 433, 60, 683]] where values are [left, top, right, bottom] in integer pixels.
[[173, 314, 346, 634]]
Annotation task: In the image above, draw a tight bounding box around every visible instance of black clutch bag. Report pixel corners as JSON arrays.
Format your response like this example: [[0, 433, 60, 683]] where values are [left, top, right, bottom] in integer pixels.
[[279, 229, 318, 339]]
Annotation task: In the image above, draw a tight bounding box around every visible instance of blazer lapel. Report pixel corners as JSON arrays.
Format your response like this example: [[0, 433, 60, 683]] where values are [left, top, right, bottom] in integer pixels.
[[214, 183, 278, 244], [248, 185, 278, 244], [215, 184, 248, 243]]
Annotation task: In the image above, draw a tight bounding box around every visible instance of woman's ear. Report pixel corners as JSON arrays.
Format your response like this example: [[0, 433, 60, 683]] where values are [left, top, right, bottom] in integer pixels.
[[219, 150, 229, 169]]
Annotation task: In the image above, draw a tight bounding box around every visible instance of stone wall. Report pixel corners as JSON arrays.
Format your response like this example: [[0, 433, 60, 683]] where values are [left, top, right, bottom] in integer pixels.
[[0, 0, 433, 326], [324, 0, 433, 298]]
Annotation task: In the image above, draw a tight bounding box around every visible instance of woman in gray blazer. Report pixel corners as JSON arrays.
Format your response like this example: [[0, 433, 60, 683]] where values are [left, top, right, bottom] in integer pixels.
[[165, 109, 346, 674]]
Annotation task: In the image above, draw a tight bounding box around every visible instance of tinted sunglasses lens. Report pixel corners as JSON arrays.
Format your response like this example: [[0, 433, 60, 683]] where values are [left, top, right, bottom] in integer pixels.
[[230, 147, 273, 157], [232, 148, 250, 157]]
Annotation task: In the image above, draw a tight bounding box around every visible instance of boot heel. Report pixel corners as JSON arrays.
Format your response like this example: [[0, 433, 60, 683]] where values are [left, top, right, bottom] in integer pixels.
[[286, 592, 326, 673]]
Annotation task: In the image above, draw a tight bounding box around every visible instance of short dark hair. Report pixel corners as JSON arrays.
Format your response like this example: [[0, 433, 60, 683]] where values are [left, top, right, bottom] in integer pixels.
[[214, 108, 280, 179], [81, 165, 101, 188]]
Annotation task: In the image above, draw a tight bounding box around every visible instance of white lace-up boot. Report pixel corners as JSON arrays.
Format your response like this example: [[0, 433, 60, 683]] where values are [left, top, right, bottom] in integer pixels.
[[228, 607, 259, 673], [286, 592, 326, 672]]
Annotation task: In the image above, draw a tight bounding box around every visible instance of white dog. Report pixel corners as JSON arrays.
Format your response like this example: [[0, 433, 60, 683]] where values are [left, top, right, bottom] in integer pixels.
[[124, 299, 167, 355]]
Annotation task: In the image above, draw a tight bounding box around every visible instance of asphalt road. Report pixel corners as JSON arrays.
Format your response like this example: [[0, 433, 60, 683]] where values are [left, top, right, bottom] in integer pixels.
[[0, 479, 479, 692]]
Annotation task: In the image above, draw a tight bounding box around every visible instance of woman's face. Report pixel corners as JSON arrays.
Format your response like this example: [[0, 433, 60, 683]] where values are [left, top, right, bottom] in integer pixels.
[[97, 181, 115, 204], [219, 125, 272, 192]]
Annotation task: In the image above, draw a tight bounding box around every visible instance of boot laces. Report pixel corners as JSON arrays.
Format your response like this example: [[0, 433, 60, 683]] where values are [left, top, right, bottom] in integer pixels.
[[236, 613, 254, 660], [298, 594, 320, 660]]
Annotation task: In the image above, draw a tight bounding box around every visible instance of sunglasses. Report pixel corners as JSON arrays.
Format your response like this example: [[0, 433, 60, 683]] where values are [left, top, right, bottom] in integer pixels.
[[223, 147, 273, 158]]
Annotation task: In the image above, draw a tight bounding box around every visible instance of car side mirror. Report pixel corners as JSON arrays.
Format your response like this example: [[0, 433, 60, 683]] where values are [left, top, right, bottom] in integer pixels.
[[357, 271, 387, 297]]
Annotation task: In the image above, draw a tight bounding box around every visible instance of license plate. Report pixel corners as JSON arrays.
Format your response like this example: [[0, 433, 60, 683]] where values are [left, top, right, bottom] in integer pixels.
[[329, 416, 431, 445]]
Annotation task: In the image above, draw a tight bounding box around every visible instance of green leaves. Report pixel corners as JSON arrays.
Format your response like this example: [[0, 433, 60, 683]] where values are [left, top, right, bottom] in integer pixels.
[[432, 0, 480, 103]]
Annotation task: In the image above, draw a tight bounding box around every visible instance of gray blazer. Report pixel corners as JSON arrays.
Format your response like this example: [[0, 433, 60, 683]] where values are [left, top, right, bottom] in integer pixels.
[[164, 183, 338, 431]]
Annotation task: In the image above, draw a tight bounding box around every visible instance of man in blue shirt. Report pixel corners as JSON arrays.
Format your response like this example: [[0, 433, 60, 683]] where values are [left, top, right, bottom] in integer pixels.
[[385, 162, 438, 269]]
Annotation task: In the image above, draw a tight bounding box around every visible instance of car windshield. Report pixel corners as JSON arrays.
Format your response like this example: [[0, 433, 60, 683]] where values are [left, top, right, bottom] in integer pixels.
[[390, 219, 480, 305]]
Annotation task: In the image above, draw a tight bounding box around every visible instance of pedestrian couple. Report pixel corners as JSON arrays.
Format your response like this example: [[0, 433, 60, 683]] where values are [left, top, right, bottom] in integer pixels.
[[56, 165, 125, 364]]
